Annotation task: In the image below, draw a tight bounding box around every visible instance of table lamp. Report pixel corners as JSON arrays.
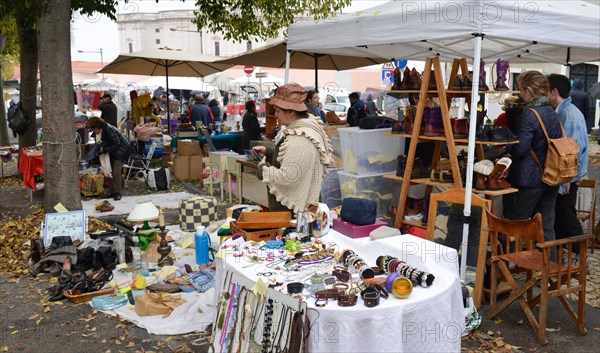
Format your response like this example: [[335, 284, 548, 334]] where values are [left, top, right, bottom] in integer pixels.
[[127, 201, 159, 250]]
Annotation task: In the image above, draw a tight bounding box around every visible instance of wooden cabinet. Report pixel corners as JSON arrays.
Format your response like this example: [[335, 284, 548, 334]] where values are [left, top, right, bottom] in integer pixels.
[[264, 98, 278, 136]]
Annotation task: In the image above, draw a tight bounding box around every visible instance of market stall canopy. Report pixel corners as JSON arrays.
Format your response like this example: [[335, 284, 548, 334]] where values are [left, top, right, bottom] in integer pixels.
[[97, 49, 233, 77], [138, 76, 211, 91], [97, 49, 233, 133], [216, 41, 388, 70], [287, 1, 600, 65]]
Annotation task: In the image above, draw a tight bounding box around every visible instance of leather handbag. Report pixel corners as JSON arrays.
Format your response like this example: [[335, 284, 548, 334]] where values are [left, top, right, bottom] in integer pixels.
[[340, 198, 377, 225]]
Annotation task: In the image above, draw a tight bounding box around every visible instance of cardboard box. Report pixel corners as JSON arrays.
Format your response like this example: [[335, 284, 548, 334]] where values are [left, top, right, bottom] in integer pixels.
[[163, 145, 173, 154], [172, 155, 190, 179], [323, 124, 348, 138], [333, 218, 387, 238], [189, 155, 203, 179], [172, 155, 204, 180], [177, 140, 200, 156]]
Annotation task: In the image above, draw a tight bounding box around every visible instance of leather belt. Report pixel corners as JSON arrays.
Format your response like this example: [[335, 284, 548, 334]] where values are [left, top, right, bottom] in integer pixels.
[[315, 289, 339, 299], [337, 294, 358, 307]]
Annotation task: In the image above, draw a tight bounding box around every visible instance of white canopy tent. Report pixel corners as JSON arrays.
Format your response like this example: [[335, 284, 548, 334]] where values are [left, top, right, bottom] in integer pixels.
[[288, 0, 600, 282]]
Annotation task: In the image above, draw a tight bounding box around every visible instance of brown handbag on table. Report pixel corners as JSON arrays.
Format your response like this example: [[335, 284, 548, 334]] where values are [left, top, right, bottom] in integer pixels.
[[134, 290, 186, 317]]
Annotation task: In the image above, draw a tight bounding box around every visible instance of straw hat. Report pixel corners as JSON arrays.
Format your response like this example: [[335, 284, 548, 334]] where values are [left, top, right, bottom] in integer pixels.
[[270, 83, 308, 112]]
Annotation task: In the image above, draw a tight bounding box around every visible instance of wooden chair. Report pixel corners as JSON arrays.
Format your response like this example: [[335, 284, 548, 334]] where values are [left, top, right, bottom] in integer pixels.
[[485, 209, 593, 345], [576, 179, 597, 249], [427, 188, 492, 308]]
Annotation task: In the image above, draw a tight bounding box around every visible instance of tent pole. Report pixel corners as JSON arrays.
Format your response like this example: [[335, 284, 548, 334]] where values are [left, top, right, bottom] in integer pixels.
[[285, 50, 291, 84], [461, 33, 484, 283], [166, 65, 171, 134], [314, 54, 319, 90]]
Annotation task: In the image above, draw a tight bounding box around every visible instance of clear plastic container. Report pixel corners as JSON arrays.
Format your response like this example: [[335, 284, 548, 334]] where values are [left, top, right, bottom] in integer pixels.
[[140, 252, 150, 277], [338, 127, 405, 175], [338, 170, 401, 217]]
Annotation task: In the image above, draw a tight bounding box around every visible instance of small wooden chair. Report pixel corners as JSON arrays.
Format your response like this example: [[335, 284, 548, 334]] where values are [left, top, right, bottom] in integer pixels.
[[576, 179, 597, 249], [485, 209, 593, 345], [426, 188, 491, 308]]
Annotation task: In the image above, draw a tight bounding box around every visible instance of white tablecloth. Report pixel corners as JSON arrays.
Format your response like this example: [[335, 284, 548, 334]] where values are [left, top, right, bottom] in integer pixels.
[[218, 231, 463, 353]]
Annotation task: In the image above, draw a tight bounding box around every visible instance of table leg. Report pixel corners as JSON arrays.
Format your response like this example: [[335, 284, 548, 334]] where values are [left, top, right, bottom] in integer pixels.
[[227, 172, 233, 204], [237, 163, 243, 203], [220, 165, 224, 201], [208, 166, 214, 196]]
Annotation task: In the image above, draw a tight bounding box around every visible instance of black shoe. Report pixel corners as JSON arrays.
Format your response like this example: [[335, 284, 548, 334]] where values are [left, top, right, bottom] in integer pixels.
[[113, 193, 122, 201], [101, 193, 115, 199]]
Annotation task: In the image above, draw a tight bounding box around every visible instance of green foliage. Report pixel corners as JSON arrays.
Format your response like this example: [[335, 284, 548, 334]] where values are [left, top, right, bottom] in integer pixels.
[[0, 0, 118, 28], [191, 0, 352, 42]]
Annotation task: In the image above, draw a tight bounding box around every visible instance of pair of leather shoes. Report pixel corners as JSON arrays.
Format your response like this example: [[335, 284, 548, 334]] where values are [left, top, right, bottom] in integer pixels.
[[95, 200, 115, 212]]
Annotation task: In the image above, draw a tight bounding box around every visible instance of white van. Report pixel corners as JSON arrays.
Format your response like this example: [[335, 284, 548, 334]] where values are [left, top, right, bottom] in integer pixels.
[[321, 88, 351, 111]]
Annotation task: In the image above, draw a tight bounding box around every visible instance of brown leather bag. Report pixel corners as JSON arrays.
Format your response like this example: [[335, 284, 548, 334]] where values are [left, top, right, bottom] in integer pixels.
[[528, 108, 579, 186]]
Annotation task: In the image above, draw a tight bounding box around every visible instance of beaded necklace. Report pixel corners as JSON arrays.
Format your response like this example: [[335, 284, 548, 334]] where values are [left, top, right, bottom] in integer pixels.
[[261, 298, 275, 353], [227, 287, 247, 353], [219, 283, 238, 352], [237, 290, 256, 353]]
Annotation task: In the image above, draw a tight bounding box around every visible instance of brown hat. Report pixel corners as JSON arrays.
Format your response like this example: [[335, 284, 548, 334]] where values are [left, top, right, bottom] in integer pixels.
[[269, 83, 308, 112]]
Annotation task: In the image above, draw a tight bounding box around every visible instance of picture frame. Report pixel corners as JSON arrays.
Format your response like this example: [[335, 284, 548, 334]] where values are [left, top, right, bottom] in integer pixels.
[[43, 210, 87, 247]]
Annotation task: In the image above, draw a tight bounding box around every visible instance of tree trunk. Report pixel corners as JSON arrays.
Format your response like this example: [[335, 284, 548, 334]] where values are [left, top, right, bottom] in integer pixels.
[[37, 0, 82, 211], [0, 36, 9, 146], [16, 14, 38, 149]]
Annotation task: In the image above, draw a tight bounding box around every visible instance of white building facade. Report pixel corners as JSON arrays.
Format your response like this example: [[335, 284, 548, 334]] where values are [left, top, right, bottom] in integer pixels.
[[117, 10, 280, 57]]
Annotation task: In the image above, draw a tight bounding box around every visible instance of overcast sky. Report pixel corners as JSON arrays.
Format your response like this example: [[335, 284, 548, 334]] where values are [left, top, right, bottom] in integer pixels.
[[70, 0, 386, 63]]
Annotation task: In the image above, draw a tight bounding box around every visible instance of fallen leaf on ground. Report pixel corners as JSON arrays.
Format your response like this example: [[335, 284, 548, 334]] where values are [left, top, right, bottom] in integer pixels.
[[28, 314, 39, 320], [516, 320, 523, 325], [494, 318, 503, 324], [10, 331, 18, 335], [545, 327, 561, 332]]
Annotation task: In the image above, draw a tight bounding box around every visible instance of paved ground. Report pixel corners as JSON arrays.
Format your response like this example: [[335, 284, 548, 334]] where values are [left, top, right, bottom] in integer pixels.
[[0, 143, 599, 352]]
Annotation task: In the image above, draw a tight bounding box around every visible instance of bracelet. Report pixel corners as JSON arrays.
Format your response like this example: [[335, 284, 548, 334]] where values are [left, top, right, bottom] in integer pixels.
[[360, 267, 375, 280], [332, 283, 349, 293], [370, 266, 385, 276], [362, 291, 380, 308], [287, 282, 304, 294], [337, 294, 358, 307], [371, 284, 389, 299], [310, 273, 325, 284], [385, 272, 399, 292], [391, 276, 413, 299], [323, 275, 337, 286], [332, 269, 351, 282], [315, 298, 328, 307]]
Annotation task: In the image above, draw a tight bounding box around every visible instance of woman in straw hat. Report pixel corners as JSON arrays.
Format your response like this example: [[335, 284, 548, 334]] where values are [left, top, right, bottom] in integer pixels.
[[253, 83, 334, 214]]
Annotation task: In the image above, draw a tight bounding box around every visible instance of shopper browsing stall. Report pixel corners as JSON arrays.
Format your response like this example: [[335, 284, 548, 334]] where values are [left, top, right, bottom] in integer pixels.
[[548, 74, 589, 258], [503, 71, 562, 258], [253, 83, 334, 213], [86, 116, 131, 201]]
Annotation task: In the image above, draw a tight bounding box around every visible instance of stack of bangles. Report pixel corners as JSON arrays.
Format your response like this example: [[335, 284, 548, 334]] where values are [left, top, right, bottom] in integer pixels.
[[341, 250, 375, 279], [376, 255, 435, 287]]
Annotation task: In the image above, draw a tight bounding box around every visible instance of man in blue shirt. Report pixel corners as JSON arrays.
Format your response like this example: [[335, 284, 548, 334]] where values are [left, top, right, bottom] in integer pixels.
[[548, 74, 588, 256], [190, 95, 213, 128]]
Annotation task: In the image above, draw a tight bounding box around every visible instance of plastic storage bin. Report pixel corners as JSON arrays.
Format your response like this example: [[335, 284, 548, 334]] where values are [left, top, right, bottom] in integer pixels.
[[338, 170, 400, 217], [338, 127, 404, 175], [320, 168, 342, 209]]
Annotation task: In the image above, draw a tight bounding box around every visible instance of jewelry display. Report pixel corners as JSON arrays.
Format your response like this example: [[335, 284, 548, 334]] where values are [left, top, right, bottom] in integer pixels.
[[376, 255, 435, 287]]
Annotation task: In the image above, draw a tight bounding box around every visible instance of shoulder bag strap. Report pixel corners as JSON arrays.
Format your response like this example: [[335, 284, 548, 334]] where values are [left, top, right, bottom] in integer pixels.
[[528, 107, 550, 171]]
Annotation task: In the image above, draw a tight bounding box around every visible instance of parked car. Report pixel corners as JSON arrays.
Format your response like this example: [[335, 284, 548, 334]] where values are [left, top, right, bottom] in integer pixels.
[[323, 103, 347, 121]]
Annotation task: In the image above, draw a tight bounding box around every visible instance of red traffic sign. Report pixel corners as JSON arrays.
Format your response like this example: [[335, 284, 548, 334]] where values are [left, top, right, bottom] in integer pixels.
[[243, 65, 255, 74]]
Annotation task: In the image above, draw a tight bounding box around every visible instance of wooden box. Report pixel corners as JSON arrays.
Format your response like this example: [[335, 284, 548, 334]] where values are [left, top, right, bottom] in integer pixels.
[[236, 211, 291, 229], [230, 220, 282, 242]]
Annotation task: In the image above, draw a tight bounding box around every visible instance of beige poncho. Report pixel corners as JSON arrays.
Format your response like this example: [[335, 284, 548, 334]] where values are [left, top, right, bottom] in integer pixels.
[[260, 117, 334, 214]]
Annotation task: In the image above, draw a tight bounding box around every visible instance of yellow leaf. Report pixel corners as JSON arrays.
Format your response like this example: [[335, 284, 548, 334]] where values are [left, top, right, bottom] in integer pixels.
[[505, 344, 511, 350], [43, 306, 51, 313], [1, 345, 8, 352], [516, 320, 523, 325], [126, 342, 135, 348], [28, 314, 39, 320], [82, 333, 95, 337], [545, 327, 561, 332], [494, 318, 503, 324], [10, 330, 18, 334], [35, 319, 42, 325]]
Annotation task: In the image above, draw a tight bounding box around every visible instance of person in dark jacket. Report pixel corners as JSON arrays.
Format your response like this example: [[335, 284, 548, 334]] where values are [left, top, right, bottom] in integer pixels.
[[98, 93, 118, 127], [7, 99, 18, 138], [503, 71, 562, 259], [365, 94, 382, 116], [190, 95, 212, 127], [569, 79, 591, 132], [208, 99, 222, 123], [240, 100, 261, 153], [86, 116, 131, 200], [346, 92, 366, 127]]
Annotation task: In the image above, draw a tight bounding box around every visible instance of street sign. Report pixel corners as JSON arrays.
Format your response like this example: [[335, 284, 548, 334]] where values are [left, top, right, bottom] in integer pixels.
[[382, 62, 395, 70], [255, 72, 268, 78], [382, 69, 394, 85], [243, 65, 255, 74], [394, 60, 408, 69]]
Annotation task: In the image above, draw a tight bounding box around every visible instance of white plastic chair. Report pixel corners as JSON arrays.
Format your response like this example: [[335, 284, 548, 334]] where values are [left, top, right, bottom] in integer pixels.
[[123, 140, 157, 186]]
